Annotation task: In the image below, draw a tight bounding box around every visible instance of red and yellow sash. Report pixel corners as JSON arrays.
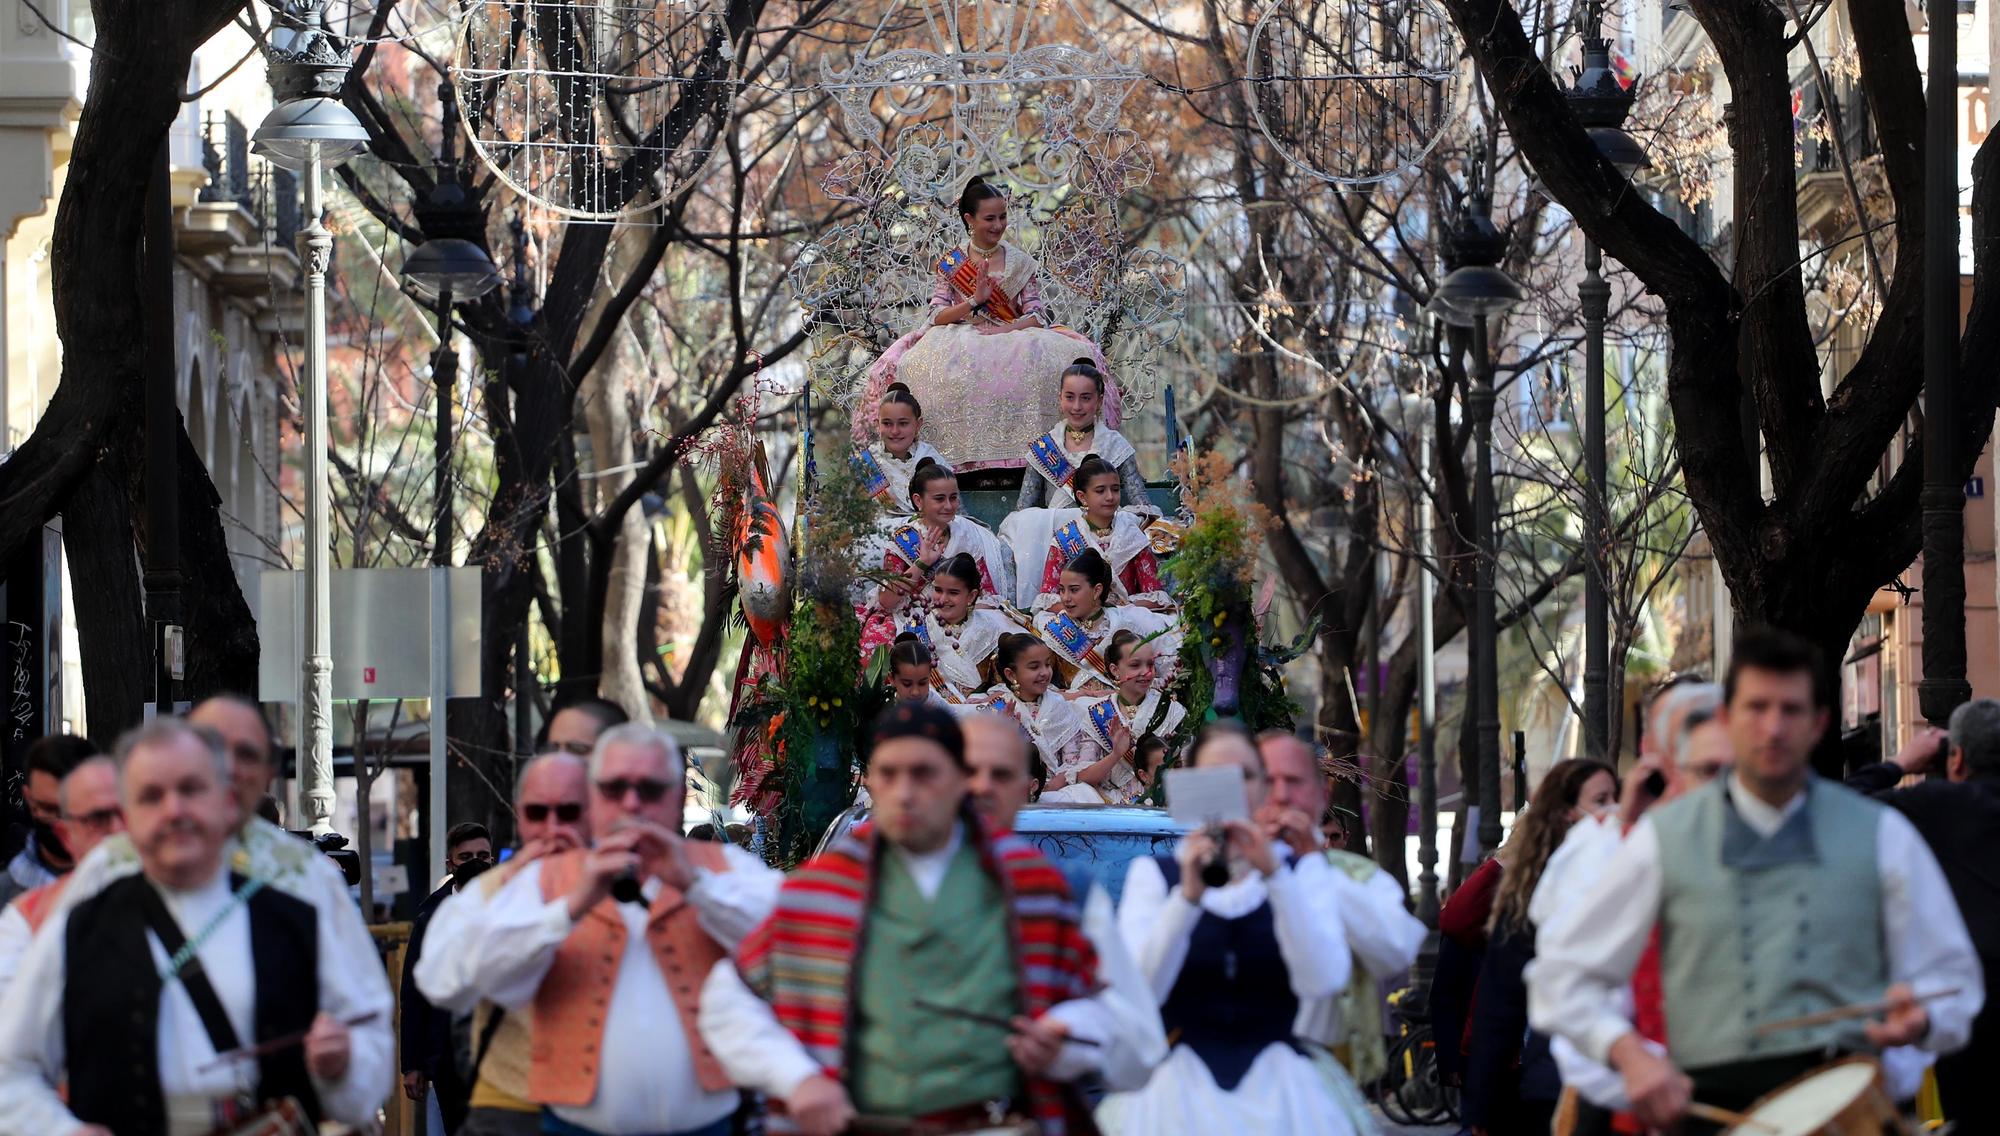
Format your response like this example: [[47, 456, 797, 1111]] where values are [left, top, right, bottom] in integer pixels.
[[938, 248, 1021, 323]]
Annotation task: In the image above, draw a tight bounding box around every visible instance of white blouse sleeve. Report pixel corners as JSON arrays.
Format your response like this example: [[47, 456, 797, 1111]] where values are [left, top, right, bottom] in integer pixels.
[[1268, 857, 1351, 1000], [1116, 854, 1203, 1004]]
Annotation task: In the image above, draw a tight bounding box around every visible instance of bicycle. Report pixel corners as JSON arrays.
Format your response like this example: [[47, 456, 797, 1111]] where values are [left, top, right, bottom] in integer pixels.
[[1374, 984, 1460, 1127]]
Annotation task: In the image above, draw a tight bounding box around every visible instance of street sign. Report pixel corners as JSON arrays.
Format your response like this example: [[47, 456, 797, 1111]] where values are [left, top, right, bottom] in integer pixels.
[[1967, 476, 1985, 499], [256, 567, 481, 701]]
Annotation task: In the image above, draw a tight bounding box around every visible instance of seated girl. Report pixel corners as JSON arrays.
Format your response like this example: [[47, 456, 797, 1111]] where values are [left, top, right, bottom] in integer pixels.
[[913, 553, 1017, 701], [1015, 359, 1146, 512], [1032, 548, 1178, 694], [858, 459, 1014, 657], [1085, 631, 1188, 778], [1027, 455, 1172, 614], [983, 633, 1087, 787], [1133, 734, 1169, 793], [851, 383, 942, 515], [885, 633, 949, 709], [856, 179, 1113, 470]]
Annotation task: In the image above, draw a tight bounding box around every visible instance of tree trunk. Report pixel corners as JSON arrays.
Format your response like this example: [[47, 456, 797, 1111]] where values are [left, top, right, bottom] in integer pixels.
[[584, 363, 651, 722], [67, 452, 148, 744]]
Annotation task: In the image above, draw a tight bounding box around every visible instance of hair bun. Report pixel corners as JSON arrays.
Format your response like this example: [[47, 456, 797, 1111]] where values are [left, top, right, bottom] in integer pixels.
[[885, 381, 911, 395], [1071, 357, 1096, 369], [913, 456, 937, 471]]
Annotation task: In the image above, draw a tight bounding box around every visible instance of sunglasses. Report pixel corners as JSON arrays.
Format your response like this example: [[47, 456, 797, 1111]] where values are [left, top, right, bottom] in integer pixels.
[[595, 778, 672, 804], [537, 740, 594, 757], [63, 807, 122, 832], [521, 802, 584, 824]]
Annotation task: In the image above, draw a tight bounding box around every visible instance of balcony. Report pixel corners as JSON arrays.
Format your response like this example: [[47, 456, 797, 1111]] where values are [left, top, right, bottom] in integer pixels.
[[179, 112, 303, 295], [1797, 89, 1886, 238]]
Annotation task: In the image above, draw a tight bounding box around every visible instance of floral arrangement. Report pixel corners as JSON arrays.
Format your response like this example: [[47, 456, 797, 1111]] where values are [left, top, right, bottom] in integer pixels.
[[1161, 449, 1301, 755], [730, 449, 889, 866]]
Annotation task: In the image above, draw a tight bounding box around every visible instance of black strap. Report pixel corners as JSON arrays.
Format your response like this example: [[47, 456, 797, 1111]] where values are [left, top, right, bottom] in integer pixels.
[[471, 1006, 506, 1080], [135, 882, 244, 1057]]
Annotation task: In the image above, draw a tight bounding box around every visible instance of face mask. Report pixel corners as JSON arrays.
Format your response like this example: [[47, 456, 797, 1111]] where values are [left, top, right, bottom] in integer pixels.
[[31, 817, 68, 864], [449, 857, 492, 889]]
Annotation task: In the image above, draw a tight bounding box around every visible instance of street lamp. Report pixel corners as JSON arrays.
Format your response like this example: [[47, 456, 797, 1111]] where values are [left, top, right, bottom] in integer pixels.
[[254, 0, 368, 834], [1430, 152, 1523, 857], [401, 74, 498, 884], [1565, 0, 1650, 762]]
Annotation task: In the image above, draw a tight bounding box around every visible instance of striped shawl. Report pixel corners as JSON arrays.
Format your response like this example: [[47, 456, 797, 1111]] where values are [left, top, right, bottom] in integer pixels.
[[737, 808, 1101, 1135]]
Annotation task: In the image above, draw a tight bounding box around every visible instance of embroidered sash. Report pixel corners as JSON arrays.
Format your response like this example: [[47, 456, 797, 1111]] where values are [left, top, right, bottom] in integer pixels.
[[1029, 431, 1076, 490], [890, 524, 925, 566], [1044, 612, 1108, 677], [852, 447, 894, 505], [939, 248, 1021, 323], [1085, 698, 1120, 753], [1052, 519, 1090, 569]]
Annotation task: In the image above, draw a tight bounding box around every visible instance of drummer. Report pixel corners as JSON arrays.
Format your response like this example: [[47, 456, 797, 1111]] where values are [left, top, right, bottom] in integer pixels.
[[1526, 629, 1985, 1132]]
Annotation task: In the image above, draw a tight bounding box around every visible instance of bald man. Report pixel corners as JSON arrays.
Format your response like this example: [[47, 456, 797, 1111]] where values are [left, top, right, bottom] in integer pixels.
[[1256, 731, 1426, 1099]]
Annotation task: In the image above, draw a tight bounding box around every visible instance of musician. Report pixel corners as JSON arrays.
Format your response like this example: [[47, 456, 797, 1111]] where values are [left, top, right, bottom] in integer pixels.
[[1257, 730, 1426, 1117], [421, 725, 779, 1136], [1106, 721, 1357, 1136], [1842, 699, 2000, 1131], [852, 383, 944, 515], [701, 702, 1111, 1136], [1527, 629, 1986, 1132], [0, 756, 124, 1001], [416, 752, 594, 1136], [0, 719, 394, 1135]]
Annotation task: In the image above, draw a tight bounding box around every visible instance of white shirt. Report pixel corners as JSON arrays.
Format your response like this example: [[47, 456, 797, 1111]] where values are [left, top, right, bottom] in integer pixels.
[[0, 865, 395, 1135], [697, 831, 1122, 1102], [416, 844, 778, 1136], [1527, 775, 1987, 1068], [1118, 849, 1353, 1007], [0, 901, 30, 1004], [1294, 858, 1426, 1046]]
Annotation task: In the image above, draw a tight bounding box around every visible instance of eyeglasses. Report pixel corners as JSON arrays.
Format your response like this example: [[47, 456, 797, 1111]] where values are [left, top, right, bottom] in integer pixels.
[[595, 778, 672, 804], [537, 740, 594, 757], [62, 807, 122, 832], [521, 802, 585, 824]]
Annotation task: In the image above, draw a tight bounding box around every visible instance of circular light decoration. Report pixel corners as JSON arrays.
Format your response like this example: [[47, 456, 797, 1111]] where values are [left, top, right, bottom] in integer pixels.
[[1247, 0, 1461, 185], [453, 0, 739, 221]]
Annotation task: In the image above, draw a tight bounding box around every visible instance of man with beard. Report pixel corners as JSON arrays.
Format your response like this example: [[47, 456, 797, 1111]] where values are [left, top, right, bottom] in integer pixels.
[[0, 719, 393, 1134], [703, 703, 1111, 1136], [401, 822, 497, 1132], [0, 734, 97, 906], [417, 752, 594, 1136], [0, 755, 125, 999]]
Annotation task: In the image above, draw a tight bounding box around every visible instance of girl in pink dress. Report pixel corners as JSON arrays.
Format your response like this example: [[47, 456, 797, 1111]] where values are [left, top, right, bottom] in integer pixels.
[[854, 180, 1114, 470]]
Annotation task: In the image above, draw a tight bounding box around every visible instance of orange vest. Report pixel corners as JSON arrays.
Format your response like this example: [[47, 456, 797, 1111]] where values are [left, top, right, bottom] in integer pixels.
[[529, 844, 733, 1105]]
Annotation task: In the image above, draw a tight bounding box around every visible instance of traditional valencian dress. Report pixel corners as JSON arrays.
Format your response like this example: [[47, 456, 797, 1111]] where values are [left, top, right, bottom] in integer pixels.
[[850, 440, 944, 516], [904, 606, 1017, 705], [1001, 425, 1154, 608], [1032, 602, 1178, 692], [856, 242, 1114, 470], [1029, 510, 1170, 613], [1103, 850, 1360, 1136], [985, 684, 1090, 786], [856, 516, 1015, 658]]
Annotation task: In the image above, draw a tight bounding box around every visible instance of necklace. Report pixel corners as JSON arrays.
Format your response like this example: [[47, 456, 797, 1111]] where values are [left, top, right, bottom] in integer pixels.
[[970, 239, 1001, 256]]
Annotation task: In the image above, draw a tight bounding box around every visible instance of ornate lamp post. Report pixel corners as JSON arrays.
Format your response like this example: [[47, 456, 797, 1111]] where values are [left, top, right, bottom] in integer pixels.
[[1564, 0, 1650, 761], [1431, 152, 1524, 856], [252, 0, 369, 833]]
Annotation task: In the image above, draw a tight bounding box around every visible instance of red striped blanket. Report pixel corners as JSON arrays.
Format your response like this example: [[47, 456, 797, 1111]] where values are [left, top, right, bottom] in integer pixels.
[[737, 808, 1100, 1135]]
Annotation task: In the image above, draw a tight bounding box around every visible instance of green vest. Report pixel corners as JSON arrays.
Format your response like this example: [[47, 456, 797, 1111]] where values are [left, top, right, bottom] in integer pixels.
[[851, 841, 1023, 1116], [1651, 777, 1886, 1071]]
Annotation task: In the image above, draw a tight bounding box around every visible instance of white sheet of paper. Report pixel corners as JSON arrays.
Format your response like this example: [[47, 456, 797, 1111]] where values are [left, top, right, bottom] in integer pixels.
[[1165, 765, 1251, 826]]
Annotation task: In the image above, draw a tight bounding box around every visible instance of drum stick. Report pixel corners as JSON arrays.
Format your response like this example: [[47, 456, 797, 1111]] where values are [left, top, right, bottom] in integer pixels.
[[910, 998, 1103, 1048], [195, 1011, 382, 1071], [1749, 987, 1963, 1038], [1686, 1102, 1781, 1133]]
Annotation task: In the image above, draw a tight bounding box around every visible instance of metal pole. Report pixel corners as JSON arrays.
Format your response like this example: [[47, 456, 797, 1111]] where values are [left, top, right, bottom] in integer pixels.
[[1472, 315, 1504, 855], [1581, 237, 1610, 760], [1416, 419, 1440, 926], [144, 136, 182, 714], [429, 287, 455, 888], [298, 142, 334, 833], [1919, 0, 1970, 727]]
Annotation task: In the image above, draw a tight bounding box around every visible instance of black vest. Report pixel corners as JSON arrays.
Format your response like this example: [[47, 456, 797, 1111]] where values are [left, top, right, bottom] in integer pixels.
[[1155, 856, 1302, 1090], [63, 872, 323, 1135]]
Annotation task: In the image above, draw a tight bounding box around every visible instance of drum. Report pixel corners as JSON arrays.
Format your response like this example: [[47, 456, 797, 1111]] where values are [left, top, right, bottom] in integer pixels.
[[1723, 1057, 1902, 1136]]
